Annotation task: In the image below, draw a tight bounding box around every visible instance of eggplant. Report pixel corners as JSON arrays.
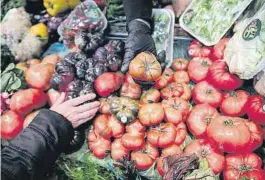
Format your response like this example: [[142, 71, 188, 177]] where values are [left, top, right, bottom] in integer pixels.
[[75, 58, 96, 79], [94, 47, 108, 63], [66, 80, 84, 100], [64, 52, 88, 65], [107, 53, 122, 72], [85, 62, 107, 82], [104, 40, 125, 55]]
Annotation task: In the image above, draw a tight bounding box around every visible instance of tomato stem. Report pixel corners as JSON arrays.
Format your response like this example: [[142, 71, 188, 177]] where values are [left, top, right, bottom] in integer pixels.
[[239, 165, 252, 172], [229, 91, 237, 98], [204, 118, 212, 124], [224, 119, 234, 126]]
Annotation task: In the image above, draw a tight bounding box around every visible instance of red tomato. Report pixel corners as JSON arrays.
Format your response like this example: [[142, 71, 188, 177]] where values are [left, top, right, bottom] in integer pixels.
[[147, 122, 177, 148], [140, 89, 161, 104], [244, 121, 263, 153], [23, 109, 40, 129], [188, 40, 212, 58], [157, 144, 183, 176], [162, 97, 190, 125], [47, 89, 61, 106], [224, 153, 265, 180], [138, 103, 164, 126], [93, 114, 124, 140], [221, 90, 250, 117], [180, 83, 192, 101], [207, 60, 243, 91], [1, 111, 23, 140], [125, 119, 146, 133], [186, 104, 219, 138], [192, 81, 223, 108], [187, 57, 212, 83], [10, 88, 47, 116], [120, 82, 141, 100], [88, 131, 111, 159], [154, 68, 174, 89], [210, 38, 230, 61], [111, 138, 129, 161], [247, 95, 265, 125], [121, 133, 145, 151], [171, 58, 189, 71], [160, 82, 184, 99], [173, 70, 190, 84], [174, 122, 187, 145], [184, 139, 225, 174], [42, 54, 61, 65], [131, 142, 159, 170], [124, 73, 137, 85], [99, 96, 115, 115], [207, 116, 261, 153]]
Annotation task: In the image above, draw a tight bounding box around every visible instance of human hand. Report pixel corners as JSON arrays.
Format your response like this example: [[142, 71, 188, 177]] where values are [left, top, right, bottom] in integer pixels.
[[50, 93, 100, 128]]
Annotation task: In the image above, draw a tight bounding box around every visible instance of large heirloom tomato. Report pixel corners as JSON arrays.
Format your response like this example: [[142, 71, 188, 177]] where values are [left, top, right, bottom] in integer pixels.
[[210, 38, 230, 61], [93, 114, 124, 140], [180, 83, 192, 101], [187, 57, 212, 83], [171, 58, 189, 71], [173, 70, 190, 84], [223, 153, 265, 180], [120, 82, 141, 100], [1, 111, 23, 140], [184, 139, 225, 174], [174, 122, 187, 145], [147, 122, 177, 148], [186, 104, 219, 138], [207, 116, 262, 153], [192, 81, 223, 108], [25, 63, 55, 90], [247, 95, 265, 125], [220, 90, 250, 117], [131, 142, 159, 170], [99, 96, 115, 115], [47, 89, 61, 106], [138, 103, 164, 126], [160, 82, 184, 99], [110, 97, 139, 124], [129, 52, 162, 82], [23, 110, 40, 129], [121, 120, 145, 151], [188, 40, 212, 58], [157, 144, 183, 176], [10, 88, 47, 116], [207, 60, 243, 91], [88, 131, 111, 159], [162, 97, 190, 126], [154, 68, 174, 89], [140, 88, 160, 104], [111, 138, 129, 161]]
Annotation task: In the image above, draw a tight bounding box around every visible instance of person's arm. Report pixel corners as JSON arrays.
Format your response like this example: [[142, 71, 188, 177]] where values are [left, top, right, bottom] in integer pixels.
[[1, 109, 74, 180]]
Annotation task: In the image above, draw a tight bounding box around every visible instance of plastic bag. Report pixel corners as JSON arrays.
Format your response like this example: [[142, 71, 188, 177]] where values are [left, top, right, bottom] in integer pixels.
[[224, 3, 265, 79], [57, 0, 107, 48], [253, 70, 265, 97], [41, 43, 69, 59]]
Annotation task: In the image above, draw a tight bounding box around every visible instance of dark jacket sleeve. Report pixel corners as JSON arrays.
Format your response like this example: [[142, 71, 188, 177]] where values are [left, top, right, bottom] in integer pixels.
[[123, 0, 153, 24], [1, 109, 74, 180]]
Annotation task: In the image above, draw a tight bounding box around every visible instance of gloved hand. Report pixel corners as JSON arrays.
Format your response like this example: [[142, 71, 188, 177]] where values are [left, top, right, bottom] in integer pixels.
[[121, 19, 166, 87]]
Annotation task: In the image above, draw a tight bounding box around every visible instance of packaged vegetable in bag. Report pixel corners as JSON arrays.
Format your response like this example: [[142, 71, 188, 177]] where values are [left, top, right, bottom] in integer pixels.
[[224, 4, 265, 80], [253, 70, 265, 96]]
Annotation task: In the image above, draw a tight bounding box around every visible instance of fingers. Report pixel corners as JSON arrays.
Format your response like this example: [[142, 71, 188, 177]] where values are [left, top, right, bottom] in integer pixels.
[[72, 107, 99, 128], [66, 93, 96, 106], [76, 101, 100, 113], [121, 50, 135, 74], [52, 92, 65, 106]]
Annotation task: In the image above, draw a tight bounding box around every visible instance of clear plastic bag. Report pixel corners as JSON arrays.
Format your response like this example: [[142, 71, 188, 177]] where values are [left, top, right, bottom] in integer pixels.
[[57, 0, 107, 48]]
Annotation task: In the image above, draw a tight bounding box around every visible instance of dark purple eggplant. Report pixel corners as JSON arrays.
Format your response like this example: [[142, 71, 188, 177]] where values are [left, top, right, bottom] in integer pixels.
[[51, 62, 75, 92], [94, 47, 108, 63], [64, 52, 88, 65], [79, 82, 95, 96], [107, 53, 122, 72], [75, 58, 96, 79], [104, 40, 125, 55], [84, 63, 107, 83], [66, 79, 84, 100]]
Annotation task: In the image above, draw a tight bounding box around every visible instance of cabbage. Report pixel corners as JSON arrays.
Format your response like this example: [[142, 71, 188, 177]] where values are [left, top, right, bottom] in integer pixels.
[[224, 3, 265, 79]]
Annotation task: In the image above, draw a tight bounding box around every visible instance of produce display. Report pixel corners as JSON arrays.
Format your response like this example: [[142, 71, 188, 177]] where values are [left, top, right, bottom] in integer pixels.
[[1, 0, 265, 180]]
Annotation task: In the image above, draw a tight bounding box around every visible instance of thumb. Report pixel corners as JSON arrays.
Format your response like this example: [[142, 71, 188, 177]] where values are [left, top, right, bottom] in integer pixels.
[[121, 50, 136, 74], [53, 92, 66, 106]]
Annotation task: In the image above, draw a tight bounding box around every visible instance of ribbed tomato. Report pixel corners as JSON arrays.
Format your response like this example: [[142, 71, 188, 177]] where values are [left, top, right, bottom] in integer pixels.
[[138, 103, 164, 126], [111, 138, 129, 161], [154, 68, 174, 89], [192, 81, 223, 108], [125, 119, 146, 133], [131, 142, 159, 170], [187, 57, 212, 83], [186, 104, 219, 138], [140, 88, 160, 104], [93, 114, 124, 140], [210, 38, 230, 61], [223, 153, 265, 180], [174, 122, 187, 145], [147, 122, 177, 148], [171, 58, 189, 71], [207, 116, 262, 153], [160, 82, 184, 99], [173, 70, 190, 84], [120, 82, 141, 100], [157, 144, 183, 176], [180, 83, 192, 101], [207, 60, 243, 91], [247, 95, 265, 125], [220, 90, 250, 117], [184, 139, 225, 174], [88, 131, 111, 159], [188, 40, 212, 58], [121, 133, 145, 151]]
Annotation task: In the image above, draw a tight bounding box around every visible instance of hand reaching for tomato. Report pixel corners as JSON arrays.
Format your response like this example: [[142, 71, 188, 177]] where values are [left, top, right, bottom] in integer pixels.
[[50, 93, 100, 128]]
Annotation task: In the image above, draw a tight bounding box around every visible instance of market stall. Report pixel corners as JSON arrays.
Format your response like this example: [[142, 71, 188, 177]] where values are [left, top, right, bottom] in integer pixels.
[[1, 0, 265, 180]]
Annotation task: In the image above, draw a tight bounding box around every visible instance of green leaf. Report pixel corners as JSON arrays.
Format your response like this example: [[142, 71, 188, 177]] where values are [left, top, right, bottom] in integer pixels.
[[0, 72, 12, 92], [8, 77, 22, 91], [184, 169, 219, 180], [199, 159, 209, 171], [137, 161, 162, 180], [2, 63, 15, 74]]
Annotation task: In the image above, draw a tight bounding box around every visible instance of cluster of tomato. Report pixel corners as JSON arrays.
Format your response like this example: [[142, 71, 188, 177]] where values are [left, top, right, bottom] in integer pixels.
[[88, 39, 265, 179]]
